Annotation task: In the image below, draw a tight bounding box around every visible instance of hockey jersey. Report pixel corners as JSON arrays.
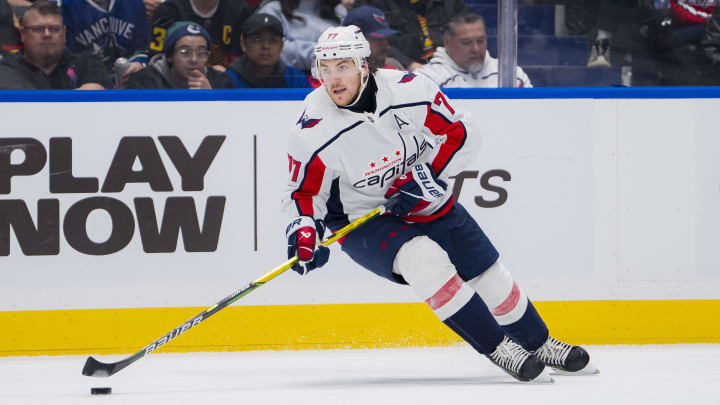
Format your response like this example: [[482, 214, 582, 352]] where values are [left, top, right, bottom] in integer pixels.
[[60, 0, 149, 68], [150, 0, 254, 67], [670, 0, 717, 25], [282, 69, 481, 226]]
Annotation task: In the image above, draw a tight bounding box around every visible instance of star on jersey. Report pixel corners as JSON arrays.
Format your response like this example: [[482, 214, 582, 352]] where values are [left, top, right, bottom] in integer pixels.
[[296, 109, 323, 129], [398, 71, 417, 83], [369, 150, 400, 168]]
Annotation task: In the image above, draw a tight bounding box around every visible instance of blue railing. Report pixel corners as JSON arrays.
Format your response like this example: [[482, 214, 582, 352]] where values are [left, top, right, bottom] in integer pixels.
[[0, 86, 720, 103]]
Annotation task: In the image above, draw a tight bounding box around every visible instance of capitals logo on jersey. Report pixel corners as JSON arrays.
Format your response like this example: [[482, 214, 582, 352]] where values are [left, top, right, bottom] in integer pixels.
[[398, 72, 417, 83], [296, 109, 323, 129]]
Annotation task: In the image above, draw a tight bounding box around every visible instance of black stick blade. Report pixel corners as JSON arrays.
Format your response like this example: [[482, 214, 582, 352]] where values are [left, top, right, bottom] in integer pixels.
[[82, 356, 113, 377]]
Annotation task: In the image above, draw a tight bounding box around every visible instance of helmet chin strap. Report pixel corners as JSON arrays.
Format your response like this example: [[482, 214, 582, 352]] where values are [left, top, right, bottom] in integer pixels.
[[345, 57, 369, 107]]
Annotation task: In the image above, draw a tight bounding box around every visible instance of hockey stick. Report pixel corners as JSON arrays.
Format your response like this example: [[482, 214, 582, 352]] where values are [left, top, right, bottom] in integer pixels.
[[82, 198, 397, 378]]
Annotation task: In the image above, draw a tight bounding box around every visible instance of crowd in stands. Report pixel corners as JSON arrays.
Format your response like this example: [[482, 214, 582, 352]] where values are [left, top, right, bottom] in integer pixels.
[[0, 0, 719, 89]]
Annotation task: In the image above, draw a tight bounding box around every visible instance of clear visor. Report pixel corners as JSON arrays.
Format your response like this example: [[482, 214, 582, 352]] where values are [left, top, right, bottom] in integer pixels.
[[316, 59, 361, 81]]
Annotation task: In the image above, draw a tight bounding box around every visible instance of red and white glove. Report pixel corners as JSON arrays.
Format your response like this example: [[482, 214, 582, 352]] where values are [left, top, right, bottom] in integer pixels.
[[384, 163, 447, 217], [286, 216, 330, 275]]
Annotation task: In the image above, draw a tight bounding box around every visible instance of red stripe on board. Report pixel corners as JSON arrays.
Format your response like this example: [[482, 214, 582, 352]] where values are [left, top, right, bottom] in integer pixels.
[[291, 155, 326, 217], [423, 105, 466, 174], [425, 274, 463, 311], [492, 282, 520, 316]]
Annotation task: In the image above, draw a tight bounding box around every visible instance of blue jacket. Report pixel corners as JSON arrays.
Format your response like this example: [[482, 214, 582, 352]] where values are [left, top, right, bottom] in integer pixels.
[[226, 57, 310, 88]]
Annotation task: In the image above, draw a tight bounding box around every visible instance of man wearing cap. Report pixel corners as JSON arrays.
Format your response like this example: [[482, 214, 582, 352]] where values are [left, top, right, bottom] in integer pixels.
[[342, 5, 403, 70], [126, 21, 234, 89], [225, 12, 309, 88]]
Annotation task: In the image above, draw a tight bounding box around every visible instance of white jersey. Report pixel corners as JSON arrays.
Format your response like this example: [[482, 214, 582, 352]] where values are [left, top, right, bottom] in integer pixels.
[[282, 68, 482, 225], [416, 47, 532, 88]]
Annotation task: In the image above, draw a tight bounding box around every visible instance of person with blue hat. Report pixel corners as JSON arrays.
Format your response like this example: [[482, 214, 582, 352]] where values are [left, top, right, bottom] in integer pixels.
[[342, 5, 403, 70], [126, 21, 234, 89]]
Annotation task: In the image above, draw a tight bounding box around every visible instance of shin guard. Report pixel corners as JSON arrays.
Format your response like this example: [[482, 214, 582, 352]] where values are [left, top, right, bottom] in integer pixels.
[[394, 237, 505, 354]]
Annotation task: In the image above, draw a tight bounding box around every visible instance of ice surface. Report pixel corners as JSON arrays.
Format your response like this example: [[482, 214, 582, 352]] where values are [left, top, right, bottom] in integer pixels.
[[1, 344, 718, 404]]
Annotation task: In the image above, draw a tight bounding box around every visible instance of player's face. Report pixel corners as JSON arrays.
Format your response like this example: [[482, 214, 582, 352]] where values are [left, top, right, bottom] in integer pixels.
[[444, 21, 487, 71], [318, 58, 365, 106], [20, 10, 66, 64], [241, 29, 284, 67], [368, 36, 390, 66], [169, 36, 209, 83]]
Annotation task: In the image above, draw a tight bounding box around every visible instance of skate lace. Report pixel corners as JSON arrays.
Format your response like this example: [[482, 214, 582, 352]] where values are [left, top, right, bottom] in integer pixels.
[[536, 337, 571, 367], [490, 336, 530, 374], [589, 44, 599, 60]]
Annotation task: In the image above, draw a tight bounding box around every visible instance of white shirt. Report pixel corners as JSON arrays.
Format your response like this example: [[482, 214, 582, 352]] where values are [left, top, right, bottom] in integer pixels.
[[417, 47, 532, 88]]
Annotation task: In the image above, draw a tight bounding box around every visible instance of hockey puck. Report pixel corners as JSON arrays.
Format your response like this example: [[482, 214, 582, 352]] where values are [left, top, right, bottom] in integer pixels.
[[90, 387, 112, 395]]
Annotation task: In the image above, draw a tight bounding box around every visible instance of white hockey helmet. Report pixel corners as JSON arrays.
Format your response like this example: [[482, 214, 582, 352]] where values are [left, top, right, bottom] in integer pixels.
[[314, 25, 371, 62], [314, 26, 371, 107]]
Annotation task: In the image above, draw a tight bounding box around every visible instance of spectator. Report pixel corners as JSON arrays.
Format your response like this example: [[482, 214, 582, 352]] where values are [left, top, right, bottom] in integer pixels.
[[60, 0, 149, 86], [0, 1, 111, 89], [632, 0, 717, 84], [1, 0, 21, 55], [256, 0, 344, 72], [225, 12, 310, 87], [149, 0, 254, 68], [356, 0, 468, 70], [416, 12, 532, 88], [126, 21, 234, 89], [342, 5, 403, 69]]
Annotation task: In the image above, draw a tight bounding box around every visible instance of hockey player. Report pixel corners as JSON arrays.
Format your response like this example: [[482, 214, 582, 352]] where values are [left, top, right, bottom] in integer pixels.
[[282, 25, 596, 383]]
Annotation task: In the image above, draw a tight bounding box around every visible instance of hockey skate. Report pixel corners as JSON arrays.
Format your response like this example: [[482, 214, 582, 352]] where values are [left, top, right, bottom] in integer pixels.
[[486, 336, 553, 383], [534, 336, 599, 375]]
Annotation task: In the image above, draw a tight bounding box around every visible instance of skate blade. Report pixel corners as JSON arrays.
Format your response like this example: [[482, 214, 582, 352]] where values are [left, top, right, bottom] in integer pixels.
[[529, 370, 555, 384], [550, 362, 600, 376]]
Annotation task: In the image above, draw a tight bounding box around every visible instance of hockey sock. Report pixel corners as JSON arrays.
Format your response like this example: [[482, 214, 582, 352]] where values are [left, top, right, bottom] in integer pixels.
[[394, 237, 505, 354], [500, 299, 548, 352], [467, 261, 548, 352], [433, 282, 506, 354]]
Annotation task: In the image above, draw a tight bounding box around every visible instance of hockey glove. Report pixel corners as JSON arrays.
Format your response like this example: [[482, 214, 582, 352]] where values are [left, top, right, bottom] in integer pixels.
[[384, 163, 447, 218], [286, 216, 330, 275]]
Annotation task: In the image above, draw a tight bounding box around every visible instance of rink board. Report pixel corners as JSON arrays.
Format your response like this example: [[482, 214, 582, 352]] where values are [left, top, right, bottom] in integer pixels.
[[2, 300, 720, 356], [1, 88, 719, 355]]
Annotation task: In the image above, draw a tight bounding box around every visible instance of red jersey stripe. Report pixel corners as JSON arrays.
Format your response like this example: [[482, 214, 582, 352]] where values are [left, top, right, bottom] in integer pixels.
[[291, 155, 326, 217], [404, 196, 454, 223], [423, 105, 467, 175]]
